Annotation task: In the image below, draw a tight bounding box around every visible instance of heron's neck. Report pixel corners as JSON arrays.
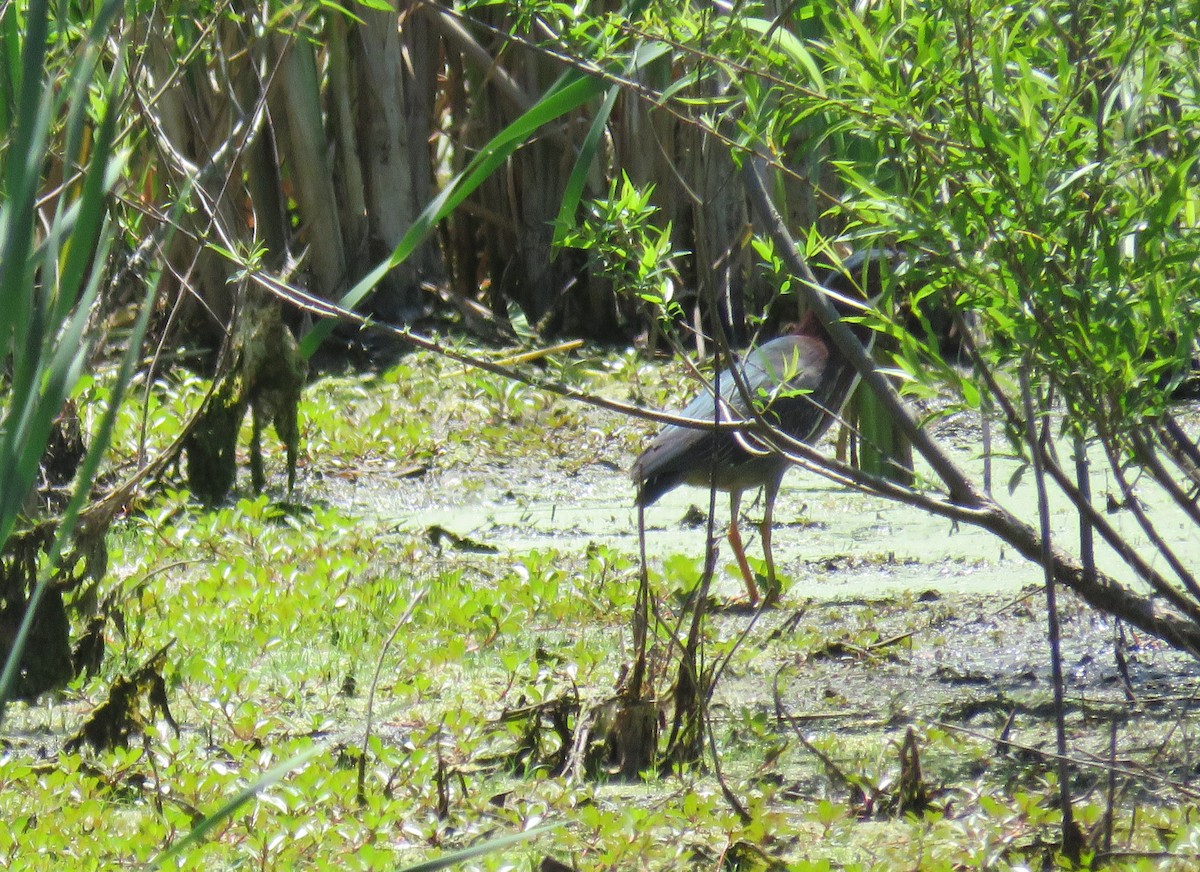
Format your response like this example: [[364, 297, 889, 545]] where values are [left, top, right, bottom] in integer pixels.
[[793, 310, 825, 338]]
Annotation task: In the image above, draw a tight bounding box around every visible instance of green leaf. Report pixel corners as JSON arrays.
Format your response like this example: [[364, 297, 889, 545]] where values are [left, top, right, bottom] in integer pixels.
[[149, 744, 326, 867], [397, 823, 562, 872], [553, 83, 620, 248], [739, 17, 825, 93]]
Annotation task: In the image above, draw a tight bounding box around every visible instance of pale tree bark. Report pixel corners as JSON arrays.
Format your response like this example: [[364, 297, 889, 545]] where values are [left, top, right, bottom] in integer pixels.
[[464, 7, 587, 331], [350, 0, 445, 320], [431, 4, 605, 333], [227, 18, 287, 271], [270, 33, 347, 300], [139, 11, 242, 344], [687, 117, 754, 342], [325, 12, 369, 274]]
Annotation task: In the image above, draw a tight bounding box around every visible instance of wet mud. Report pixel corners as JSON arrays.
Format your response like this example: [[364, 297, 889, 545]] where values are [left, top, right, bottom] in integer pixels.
[[320, 404, 1200, 789]]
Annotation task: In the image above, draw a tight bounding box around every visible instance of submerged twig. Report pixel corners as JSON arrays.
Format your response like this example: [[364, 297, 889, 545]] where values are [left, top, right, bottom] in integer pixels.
[[1019, 362, 1082, 864], [357, 587, 429, 806]]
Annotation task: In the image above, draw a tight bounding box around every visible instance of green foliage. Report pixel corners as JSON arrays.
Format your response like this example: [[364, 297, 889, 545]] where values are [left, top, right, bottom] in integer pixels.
[[530, 0, 1199, 459], [558, 172, 686, 320], [0, 0, 151, 712], [761, 0, 1200, 442], [10, 0, 1200, 867]]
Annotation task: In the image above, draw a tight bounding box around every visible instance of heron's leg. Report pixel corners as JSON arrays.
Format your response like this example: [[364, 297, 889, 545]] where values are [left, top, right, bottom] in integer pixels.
[[759, 474, 783, 606], [727, 489, 759, 605]]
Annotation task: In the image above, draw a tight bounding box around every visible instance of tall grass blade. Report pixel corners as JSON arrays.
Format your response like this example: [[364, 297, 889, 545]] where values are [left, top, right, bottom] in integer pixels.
[[149, 744, 326, 867], [396, 822, 562, 872], [0, 4, 135, 717]]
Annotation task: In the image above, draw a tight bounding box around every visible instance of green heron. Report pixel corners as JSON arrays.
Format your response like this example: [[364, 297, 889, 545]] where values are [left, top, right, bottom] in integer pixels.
[[631, 252, 887, 605]]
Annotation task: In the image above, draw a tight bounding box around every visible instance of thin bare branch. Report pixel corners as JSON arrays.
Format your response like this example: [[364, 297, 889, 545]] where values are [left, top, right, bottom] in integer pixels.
[[741, 157, 982, 506], [1019, 362, 1081, 863], [1130, 427, 1200, 529], [1102, 439, 1200, 603]]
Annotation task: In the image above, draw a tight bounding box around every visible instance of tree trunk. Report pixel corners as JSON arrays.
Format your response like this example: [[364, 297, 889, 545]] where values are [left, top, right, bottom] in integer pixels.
[[326, 12, 369, 272], [270, 32, 347, 300], [466, 9, 584, 332], [350, 0, 445, 321]]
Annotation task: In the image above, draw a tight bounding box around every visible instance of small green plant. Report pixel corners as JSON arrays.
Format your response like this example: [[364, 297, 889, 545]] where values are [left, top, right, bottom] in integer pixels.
[[558, 172, 686, 321], [0, 0, 150, 708]]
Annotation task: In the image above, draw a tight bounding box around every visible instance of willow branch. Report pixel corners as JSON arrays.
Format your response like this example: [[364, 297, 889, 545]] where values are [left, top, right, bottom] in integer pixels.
[[1130, 427, 1200, 529], [951, 310, 1200, 624], [740, 157, 981, 506], [1102, 439, 1200, 603]]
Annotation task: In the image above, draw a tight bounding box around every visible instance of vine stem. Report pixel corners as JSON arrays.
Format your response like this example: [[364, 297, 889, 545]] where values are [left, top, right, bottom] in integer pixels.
[[1019, 361, 1082, 864]]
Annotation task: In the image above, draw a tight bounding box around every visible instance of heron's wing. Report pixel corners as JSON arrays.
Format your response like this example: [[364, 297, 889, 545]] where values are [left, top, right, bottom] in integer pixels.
[[736, 334, 862, 452], [630, 386, 744, 503], [632, 336, 836, 502]]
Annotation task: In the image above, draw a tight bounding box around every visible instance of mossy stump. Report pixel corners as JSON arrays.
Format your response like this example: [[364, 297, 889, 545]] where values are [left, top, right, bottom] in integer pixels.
[[186, 293, 304, 504]]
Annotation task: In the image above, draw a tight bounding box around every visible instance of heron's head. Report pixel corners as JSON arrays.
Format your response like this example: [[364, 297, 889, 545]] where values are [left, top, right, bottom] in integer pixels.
[[817, 248, 906, 311]]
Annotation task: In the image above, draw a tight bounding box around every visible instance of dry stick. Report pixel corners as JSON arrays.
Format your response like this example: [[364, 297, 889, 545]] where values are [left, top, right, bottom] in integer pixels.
[[357, 587, 429, 806], [772, 669, 869, 804], [445, 340, 584, 378], [1159, 415, 1200, 491], [706, 705, 752, 825], [981, 398, 994, 496], [1131, 427, 1200, 529], [1074, 432, 1097, 595], [935, 720, 1200, 801], [1112, 621, 1137, 703], [252, 269, 770, 434], [631, 503, 650, 700], [1073, 429, 1131, 709], [959, 308, 995, 496], [1019, 363, 1082, 865], [1103, 717, 1119, 856], [665, 356, 723, 764], [1102, 437, 1200, 602]]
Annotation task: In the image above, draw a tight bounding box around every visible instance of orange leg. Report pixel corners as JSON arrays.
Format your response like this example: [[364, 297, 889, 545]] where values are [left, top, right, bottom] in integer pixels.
[[759, 475, 782, 606], [727, 490, 759, 605]]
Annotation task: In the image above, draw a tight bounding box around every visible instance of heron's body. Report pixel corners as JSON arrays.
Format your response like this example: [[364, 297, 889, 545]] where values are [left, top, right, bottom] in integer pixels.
[[632, 322, 849, 507], [631, 251, 889, 605]]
